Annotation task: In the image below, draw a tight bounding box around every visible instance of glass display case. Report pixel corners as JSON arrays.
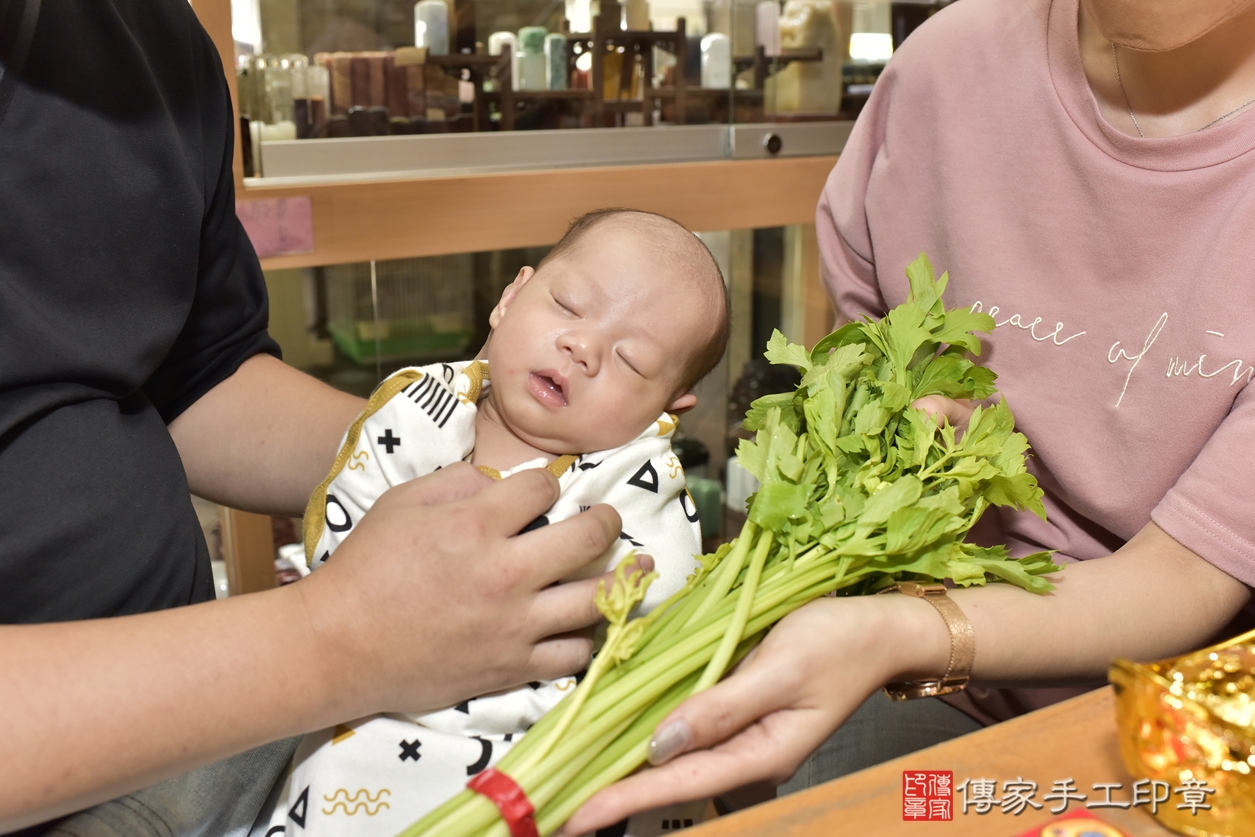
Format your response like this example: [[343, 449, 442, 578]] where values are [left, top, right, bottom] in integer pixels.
[[228, 0, 948, 178]]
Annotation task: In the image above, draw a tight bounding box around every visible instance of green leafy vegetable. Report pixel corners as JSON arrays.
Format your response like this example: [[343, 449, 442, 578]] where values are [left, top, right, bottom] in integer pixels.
[[399, 253, 1061, 837]]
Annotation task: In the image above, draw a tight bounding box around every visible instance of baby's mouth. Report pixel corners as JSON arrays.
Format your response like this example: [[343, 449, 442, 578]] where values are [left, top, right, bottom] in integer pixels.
[[528, 371, 568, 407]]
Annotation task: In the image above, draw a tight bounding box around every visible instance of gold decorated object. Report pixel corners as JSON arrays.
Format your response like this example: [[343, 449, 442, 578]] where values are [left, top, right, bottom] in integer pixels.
[[1110, 628, 1255, 836]]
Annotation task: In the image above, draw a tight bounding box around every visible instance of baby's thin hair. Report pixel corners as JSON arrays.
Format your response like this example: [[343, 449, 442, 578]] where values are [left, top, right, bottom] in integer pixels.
[[540, 208, 730, 393]]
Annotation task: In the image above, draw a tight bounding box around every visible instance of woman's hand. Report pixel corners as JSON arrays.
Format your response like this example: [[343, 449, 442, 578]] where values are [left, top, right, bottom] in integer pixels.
[[562, 594, 950, 834], [912, 395, 975, 437]]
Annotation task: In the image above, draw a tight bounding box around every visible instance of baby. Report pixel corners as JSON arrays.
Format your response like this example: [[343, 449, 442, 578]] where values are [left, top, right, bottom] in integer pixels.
[[265, 209, 730, 837]]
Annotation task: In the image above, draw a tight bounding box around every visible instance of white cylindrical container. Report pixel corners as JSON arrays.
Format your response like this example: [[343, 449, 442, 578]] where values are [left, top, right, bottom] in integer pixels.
[[545, 33, 568, 90], [488, 31, 520, 90], [488, 30, 518, 56], [565, 0, 593, 32], [415, 0, 450, 55], [700, 32, 731, 88], [756, 0, 780, 56], [517, 26, 548, 91], [649, 0, 706, 36]]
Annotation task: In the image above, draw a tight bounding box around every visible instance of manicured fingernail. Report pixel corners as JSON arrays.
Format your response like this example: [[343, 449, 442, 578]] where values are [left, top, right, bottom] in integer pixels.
[[648, 719, 691, 765]]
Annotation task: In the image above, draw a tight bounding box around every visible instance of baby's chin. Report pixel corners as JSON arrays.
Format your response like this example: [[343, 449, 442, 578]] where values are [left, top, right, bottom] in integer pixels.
[[497, 403, 666, 456], [528, 435, 627, 457]]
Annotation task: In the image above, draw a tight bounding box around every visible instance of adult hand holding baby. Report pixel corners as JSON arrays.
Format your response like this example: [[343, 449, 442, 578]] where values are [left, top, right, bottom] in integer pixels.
[[0, 460, 626, 831], [299, 462, 626, 716]]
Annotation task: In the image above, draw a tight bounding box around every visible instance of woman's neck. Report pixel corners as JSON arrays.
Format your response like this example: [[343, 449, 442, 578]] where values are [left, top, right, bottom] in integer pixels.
[[1079, 1, 1255, 137]]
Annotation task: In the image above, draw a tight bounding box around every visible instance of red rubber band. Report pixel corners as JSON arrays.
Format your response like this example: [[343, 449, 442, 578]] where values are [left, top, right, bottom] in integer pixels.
[[467, 767, 539, 837]]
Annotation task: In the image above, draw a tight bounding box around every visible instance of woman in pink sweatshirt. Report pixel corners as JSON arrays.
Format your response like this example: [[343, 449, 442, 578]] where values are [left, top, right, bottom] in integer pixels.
[[570, 0, 1255, 828]]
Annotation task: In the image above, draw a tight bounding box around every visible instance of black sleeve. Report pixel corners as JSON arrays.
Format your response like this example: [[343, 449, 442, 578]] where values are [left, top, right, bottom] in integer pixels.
[[142, 17, 280, 424]]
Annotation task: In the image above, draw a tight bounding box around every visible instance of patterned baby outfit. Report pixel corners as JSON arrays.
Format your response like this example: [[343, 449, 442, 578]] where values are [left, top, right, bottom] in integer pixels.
[[266, 360, 707, 836]]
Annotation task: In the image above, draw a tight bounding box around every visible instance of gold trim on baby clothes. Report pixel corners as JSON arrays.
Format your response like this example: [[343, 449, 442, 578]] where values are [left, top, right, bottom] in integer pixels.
[[303, 370, 424, 564], [475, 454, 577, 482], [547, 454, 577, 477], [461, 359, 488, 404]]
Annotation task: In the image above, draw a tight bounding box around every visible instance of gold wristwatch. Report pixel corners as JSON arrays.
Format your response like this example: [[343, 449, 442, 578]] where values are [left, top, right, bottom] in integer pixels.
[[878, 582, 975, 701]]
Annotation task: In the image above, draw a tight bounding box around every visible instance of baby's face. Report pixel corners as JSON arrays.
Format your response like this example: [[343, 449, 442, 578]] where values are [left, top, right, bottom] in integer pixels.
[[483, 224, 716, 455]]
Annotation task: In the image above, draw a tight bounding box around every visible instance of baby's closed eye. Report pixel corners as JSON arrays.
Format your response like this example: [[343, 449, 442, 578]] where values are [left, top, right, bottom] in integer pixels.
[[616, 350, 642, 375]]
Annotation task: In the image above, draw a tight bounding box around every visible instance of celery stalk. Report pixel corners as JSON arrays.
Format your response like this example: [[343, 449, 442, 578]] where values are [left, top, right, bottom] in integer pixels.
[[682, 521, 756, 628], [694, 529, 772, 691]]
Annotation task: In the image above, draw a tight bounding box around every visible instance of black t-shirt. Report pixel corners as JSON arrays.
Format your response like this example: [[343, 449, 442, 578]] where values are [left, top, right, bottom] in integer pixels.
[[0, 0, 280, 623]]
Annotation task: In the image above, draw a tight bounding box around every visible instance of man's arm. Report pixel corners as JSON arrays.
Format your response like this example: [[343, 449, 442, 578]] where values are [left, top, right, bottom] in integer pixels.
[[169, 353, 364, 517], [0, 465, 623, 831]]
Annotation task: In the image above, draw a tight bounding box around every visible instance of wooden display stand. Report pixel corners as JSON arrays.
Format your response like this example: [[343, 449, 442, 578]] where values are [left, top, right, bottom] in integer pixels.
[[395, 26, 828, 131], [491, 17, 823, 129], [584, 11, 688, 127], [426, 52, 511, 133], [486, 11, 690, 130], [742, 46, 824, 92]]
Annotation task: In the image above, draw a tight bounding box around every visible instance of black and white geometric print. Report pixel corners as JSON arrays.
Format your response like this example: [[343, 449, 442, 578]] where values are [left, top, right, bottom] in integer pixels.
[[402, 364, 459, 429], [283, 360, 705, 835]]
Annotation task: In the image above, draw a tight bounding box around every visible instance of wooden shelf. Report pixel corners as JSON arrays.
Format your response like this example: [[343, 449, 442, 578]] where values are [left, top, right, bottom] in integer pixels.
[[507, 89, 597, 100], [246, 156, 838, 270], [427, 53, 506, 69], [779, 47, 824, 62], [652, 87, 764, 99]]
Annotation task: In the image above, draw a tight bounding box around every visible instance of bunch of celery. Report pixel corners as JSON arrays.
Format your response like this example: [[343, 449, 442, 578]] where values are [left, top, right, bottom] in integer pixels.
[[401, 254, 1060, 837]]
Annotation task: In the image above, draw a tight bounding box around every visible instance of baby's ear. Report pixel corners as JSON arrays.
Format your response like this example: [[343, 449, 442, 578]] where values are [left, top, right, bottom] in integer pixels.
[[667, 392, 698, 415], [488, 266, 536, 329]]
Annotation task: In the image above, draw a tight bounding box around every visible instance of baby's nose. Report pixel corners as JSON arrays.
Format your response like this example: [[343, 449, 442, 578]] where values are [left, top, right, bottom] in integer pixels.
[[559, 330, 600, 373]]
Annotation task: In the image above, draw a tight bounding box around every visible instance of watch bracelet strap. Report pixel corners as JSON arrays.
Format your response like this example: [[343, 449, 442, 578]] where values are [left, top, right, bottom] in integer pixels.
[[879, 582, 975, 701]]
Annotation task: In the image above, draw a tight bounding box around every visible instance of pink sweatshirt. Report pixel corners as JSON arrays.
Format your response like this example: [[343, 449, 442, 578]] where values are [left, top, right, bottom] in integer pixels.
[[818, 0, 1255, 720]]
